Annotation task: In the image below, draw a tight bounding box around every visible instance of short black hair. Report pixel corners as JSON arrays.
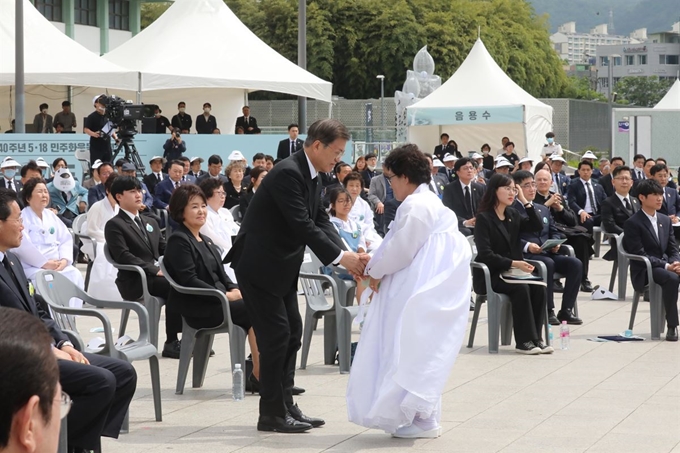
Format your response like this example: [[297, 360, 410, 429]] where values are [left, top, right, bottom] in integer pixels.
[[104, 172, 118, 194], [0, 189, 17, 221], [247, 166, 268, 190], [265, 155, 274, 163], [382, 144, 430, 186], [169, 184, 206, 223], [454, 157, 474, 173], [177, 156, 190, 163], [334, 162, 351, 175], [611, 156, 625, 165], [364, 153, 377, 160], [51, 157, 66, 170], [504, 141, 515, 149], [21, 177, 46, 206], [203, 102, 212, 108], [178, 101, 186, 107], [512, 170, 533, 184], [650, 163, 668, 176], [198, 177, 223, 199], [578, 160, 593, 170], [20, 160, 41, 178], [208, 154, 222, 166], [546, 132, 555, 138], [440, 133, 449, 139], [636, 179, 664, 197], [253, 153, 266, 162], [110, 176, 142, 204], [54, 122, 64, 129], [62, 100, 70, 107], [656, 157, 667, 164], [115, 158, 129, 168], [39, 103, 48, 111], [644, 158, 656, 166], [612, 165, 631, 178], [342, 171, 364, 189], [169, 160, 184, 170], [0, 308, 59, 448], [97, 162, 113, 174], [633, 154, 646, 162], [328, 187, 353, 216], [481, 143, 491, 152], [288, 123, 299, 131], [534, 161, 549, 174]]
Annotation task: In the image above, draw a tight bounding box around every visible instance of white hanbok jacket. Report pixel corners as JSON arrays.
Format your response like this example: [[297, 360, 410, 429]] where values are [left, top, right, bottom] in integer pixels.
[[346, 184, 472, 432], [349, 196, 383, 251], [84, 198, 122, 301], [201, 205, 240, 281]]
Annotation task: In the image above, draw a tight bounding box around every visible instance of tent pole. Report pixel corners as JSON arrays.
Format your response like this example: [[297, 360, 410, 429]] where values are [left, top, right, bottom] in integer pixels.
[[297, 0, 307, 133], [15, 0, 25, 133]]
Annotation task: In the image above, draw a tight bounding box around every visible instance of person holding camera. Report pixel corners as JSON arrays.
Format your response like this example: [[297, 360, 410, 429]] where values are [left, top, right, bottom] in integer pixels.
[[84, 95, 116, 165], [163, 128, 186, 165]]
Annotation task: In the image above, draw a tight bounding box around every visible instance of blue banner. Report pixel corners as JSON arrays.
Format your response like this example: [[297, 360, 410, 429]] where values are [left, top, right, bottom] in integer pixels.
[[406, 105, 524, 126]]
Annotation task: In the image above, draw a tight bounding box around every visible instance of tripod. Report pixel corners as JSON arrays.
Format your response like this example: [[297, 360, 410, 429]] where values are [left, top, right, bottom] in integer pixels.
[[112, 138, 146, 179]]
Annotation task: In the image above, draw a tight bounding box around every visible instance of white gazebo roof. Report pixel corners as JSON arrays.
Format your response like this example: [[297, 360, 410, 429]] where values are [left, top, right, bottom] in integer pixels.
[[654, 79, 680, 110]]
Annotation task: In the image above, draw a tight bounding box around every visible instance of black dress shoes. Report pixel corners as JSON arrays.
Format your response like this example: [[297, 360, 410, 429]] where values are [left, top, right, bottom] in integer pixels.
[[553, 280, 564, 292], [291, 386, 305, 395], [288, 403, 325, 427], [666, 326, 678, 342], [161, 339, 181, 359], [257, 414, 312, 433], [557, 309, 583, 325], [548, 310, 560, 326], [580, 280, 594, 292]]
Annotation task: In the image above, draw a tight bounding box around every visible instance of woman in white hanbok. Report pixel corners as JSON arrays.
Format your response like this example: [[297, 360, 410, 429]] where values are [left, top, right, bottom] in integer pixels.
[[13, 178, 84, 306], [84, 174, 122, 301], [346, 145, 472, 439], [343, 172, 383, 252], [198, 177, 240, 281]]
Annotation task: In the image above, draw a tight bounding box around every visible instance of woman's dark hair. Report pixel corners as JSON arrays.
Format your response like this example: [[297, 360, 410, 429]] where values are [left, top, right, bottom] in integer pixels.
[[328, 187, 352, 216], [198, 177, 223, 199], [477, 174, 514, 213], [481, 143, 491, 152], [447, 140, 458, 150], [247, 166, 267, 191], [169, 184, 207, 224], [352, 156, 366, 172], [110, 176, 142, 204], [504, 141, 515, 150], [343, 171, 364, 189], [0, 308, 59, 448], [104, 172, 118, 194], [382, 144, 430, 186], [51, 157, 66, 170], [533, 161, 549, 174], [22, 177, 47, 206]]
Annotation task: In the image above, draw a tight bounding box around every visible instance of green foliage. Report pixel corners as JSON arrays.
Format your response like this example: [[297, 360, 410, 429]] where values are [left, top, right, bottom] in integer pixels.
[[564, 76, 607, 101], [140, 2, 172, 30], [614, 76, 674, 107]]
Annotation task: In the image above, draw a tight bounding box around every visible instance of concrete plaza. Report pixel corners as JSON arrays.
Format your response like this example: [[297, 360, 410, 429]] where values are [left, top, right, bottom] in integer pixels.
[[74, 248, 680, 453]]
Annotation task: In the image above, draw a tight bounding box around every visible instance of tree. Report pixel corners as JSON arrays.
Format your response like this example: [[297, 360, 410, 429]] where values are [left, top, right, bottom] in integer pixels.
[[614, 76, 674, 107], [564, 75, 607, 101], [140, 2, 171, 29]]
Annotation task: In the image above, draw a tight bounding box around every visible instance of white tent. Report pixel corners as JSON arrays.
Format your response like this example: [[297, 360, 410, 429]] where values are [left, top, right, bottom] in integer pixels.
[[0, 0, 137, 89], [406, 39, 553, 161], [654, 79, 680, 110]]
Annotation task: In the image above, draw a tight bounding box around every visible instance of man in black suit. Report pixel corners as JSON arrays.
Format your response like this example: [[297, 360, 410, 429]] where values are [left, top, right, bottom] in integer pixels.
[[0, 158, 22, 193], [234, 106, 260, 134], [623, 179, 679, 341], [442, 157, 485, 236], [143, 156, 167, 195], [277, 123, 304, 160], [601, 165, 639, 261], [361, 153, 381, 189], [105, 176, 183, 358], [512, 171, 583, 326], [568, 160, 606, 232], [171, 101, 192, 133], [227, 119, 368, 433], [195, 102, 217, 134], [631, 154, 646, 182], [433, 133, 450, 161], [0, 188, 137, 452], [439, 154, 457, 182], [153, 160, 184, 211], [549, 155, 571, 198], [87, 161, 114, 208], [322, 162, 352, 208], [651, 163, 680, 218], [599, 156, 625, 197], [197, 154, 229, 184]]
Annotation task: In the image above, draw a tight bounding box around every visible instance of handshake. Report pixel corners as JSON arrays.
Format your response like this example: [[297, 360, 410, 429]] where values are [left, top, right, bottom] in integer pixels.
[[339, 252, 371, 278]]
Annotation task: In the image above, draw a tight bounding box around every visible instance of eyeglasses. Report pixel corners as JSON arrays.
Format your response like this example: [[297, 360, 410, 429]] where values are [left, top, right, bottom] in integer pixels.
[[613, 177, 632, 182], [384, 174, 396, 182], [2, 216, 23, 224], [335, 198, 352, 205], [59, 391, 72, 419], [499, 186, 519, 194], [214, 190, 226, 197], [520, 182, 537, 189]]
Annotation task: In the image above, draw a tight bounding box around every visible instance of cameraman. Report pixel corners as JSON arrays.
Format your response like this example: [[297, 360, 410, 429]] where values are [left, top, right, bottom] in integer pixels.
[[84, 95, 117, 165], [163, 128, 186, 164]]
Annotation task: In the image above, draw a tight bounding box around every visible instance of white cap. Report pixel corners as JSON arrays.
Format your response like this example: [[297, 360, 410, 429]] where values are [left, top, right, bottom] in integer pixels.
[[190, 156, 204, 163], [471, 153, 483, 160], [149, 155, 166, 164], [549, 155, 567, 163], [91, 159, 103, 169], [92, 94, 105, 105], [228, 150, 246, 161], [582, 150, 598, 160], [433, 158, 444, 167], [443, 153, 457, 163], [494, 154, 507, 161], [496, 159, 513, 168], [1, 158, 20, 169], [35, 157, 49, 168], [518, 156, 533, 165]]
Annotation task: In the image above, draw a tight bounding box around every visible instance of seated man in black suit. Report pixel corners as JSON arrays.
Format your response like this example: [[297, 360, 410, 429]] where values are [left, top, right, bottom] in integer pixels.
[[276, 123, 304, 160], [622, 179, 680, 341], [143, 155, 167, 195], [655, 157, 677, 189], [87, 161, 113, 209], [424, 153, 448, 197], [154, 160, 184, 211], [234, 106, 260, 134], [197, 154, 229, 184], [442, 157, 485, 236], [651, 163, 680, 220], [599, 156, 625, 197], [601, 165, 639, 261], [105, 176, 183, 358], [512, 171, 583, 326], [0, 188, 136, 452], [568, 160, 606, 235]]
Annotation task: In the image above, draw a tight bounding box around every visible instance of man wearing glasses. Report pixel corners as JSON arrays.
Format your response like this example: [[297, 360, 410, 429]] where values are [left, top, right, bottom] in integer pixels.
[[0, 188, 136, 453], [442, 157, 486, 237], [601, 165, 640, 261]]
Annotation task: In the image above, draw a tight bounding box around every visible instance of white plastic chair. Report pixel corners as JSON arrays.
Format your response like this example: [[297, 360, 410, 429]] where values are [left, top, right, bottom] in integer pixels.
[[72, 214, 95, 291]]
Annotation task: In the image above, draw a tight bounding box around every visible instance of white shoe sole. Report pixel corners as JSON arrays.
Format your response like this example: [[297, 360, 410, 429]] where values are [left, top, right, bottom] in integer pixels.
[[539, 346, 555, 354], [391, 426, 442, 439], [515, 347, 541, 355]]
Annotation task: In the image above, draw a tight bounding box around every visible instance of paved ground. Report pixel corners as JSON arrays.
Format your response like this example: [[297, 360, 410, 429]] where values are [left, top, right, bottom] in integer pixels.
[[69, 246, 680, 453]]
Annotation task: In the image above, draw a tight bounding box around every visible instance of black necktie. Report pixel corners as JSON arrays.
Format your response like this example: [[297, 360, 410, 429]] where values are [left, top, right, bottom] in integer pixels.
[[624, 197, 632, 214], [586, 182, 598, 214], [134, 216, 150, 245], [174, 181, 180, 189], [464, 186, 472, 217], [554, 174, 561, 194], [156, 173, 161, 182], [61, 191, 68, 202]]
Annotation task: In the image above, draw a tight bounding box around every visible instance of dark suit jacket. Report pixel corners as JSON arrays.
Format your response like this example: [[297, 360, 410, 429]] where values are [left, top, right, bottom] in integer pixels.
[[104, 211, 165, 301], [153, 177, 181, 210], [223, 180, 247, 209], [32, 113, 54, 133], [88, 183, 106, 208], [514, 201, 564, 249], [143, 172, 167, 196], [239, 189, 255, 219], [602, 194, 640, 236], [226, 149, 346, 296], [552, 172, 571, 198], [433, 145, 461, 161], [442, 180, 485, 229], [277, 138, 304, 160], [164, 225, 237, 318], [660, 186, 680, 217], [235, 116, 260, 134], [0, 178, 23, 192], [568, 178, 606, 215], [197, 173, 229, 185], [623, 209, 680, 291], [600, 173, 614, 197], [0, 251, 67, 344], [195, 114, 217, 134], [361, 169, 381, 189], [438, 167, 456, 183]]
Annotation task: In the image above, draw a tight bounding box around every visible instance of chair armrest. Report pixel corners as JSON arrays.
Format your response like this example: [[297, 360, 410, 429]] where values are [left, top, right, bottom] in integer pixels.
[[109, 262, 152, 301], [48, 305, 116, 349], [299, 272, 341, 302], [620, 252, 653, 279], [526, 259, 548, 282], [561, 244, 575, 257], [470, 261, 494, 297]]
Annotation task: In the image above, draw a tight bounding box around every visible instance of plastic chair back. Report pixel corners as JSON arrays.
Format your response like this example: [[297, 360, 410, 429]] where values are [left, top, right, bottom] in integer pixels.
[[229, 205, 242, 223]]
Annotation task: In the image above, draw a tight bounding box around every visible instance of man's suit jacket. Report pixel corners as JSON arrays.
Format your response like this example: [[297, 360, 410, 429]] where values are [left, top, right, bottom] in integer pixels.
[[164, 225, 238, 318], [153, 178, 181, 210], [568, 178, 606, 215], [623, 209, 680, 291], [631, 167, 646, 182], [367, 174, 387, 207], [601, 193, 640, 261], [277, 138, 304, 160], [195, 114, 217, 134], [660, 186, 680, 217], [32, 114, 53, 133], [552, 172, 571, 198], [196, 173, 229, 185], [140, 182, 154, 209], [226, 149, 345, 296], [47, 181, 88, 216], [104, 211, 165, 301], [189, 170, 206, 179], [433, 145, 461, 161], [143, 172, 167, 195], [438, 167, 456, 183], [171, 113, 193, 132], [513, 201, 564, 250], [442, 180, 485, 229], [0, 251, 67, 344], [361, 169, 381, 189], [0, 178, 23, 193], [234, 116, 260, 134], [599, 173, 614, 197], [88, 183, 106, 208]]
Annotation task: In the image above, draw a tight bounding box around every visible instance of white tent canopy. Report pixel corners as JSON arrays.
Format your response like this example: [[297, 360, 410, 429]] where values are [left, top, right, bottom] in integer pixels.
[[654, 79, 680, 110], [104, 0, 332, 102], [406, 39, 553, 161], [0, 0, 137, 89]]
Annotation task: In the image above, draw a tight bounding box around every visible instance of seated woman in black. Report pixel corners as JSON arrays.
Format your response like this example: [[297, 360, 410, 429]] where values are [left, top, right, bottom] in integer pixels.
[[239, 165, 267, 219], [473, 174, 552, 355], [164, 184, 260, 385], [223, 161, 247, 209]]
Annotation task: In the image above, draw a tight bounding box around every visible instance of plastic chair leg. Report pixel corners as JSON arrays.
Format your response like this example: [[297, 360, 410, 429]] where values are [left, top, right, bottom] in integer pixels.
[[573, 300, 579, 318], [487, 296, 501, 354], [146, 299, 161, 349], [84, 261, 93, 292], [58, 414, 68, 453], [323, 313, 338, 365], [629, 291, 640, 330], [175, 323, 197, 395], [618, 258, 628, 301], [649, 285, 664, 340], [467, 295, 484, 348], [299, 309, 315, 370], [229, 327, 247, 376], [119, 309, 130, 338], [500, 301, 513, 346], [336, 311, 353, 374], [192, 335, 213, 389], [148, 355, 162, 422], [609, 260, 618, 292]]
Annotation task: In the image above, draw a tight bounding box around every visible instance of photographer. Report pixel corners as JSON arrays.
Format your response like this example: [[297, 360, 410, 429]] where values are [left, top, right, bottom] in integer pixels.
[[163, 128, 186, 163], [84, 95, 116, 165]]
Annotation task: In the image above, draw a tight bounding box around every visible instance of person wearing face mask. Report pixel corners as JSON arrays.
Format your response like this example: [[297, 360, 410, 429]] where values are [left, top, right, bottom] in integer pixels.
[[84, 95, 115, 165], [32, 103, 53, 133], [171, 101, 192, 133], [0, 158, 22, 194], [195, 102, 217, 134], [361, 153, 381, 189], [153, 107, 172, 134], [541, 132, 563, 161], [481, 143, 494, 171]]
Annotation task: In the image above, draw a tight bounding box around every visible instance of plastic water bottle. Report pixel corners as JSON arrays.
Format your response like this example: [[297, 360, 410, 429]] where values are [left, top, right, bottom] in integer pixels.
[[560, 321, 570, 350], [547, 324, 553, 343], [232, 364, 244, 401]]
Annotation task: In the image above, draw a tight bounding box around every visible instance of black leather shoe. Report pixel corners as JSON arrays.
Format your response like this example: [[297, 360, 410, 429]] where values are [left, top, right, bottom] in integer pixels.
[[288, 403, 325, 427], [257, 414, 312, 433], [666, 326, 678, 342], [548, 310, 560, 326], [291, 386, 305, 395], [580, 280, 594, 292], [553, 281, 564, 292], [161, 339, 181, 359], [557, 309, 583, 325], [469, 298, 476, 311]]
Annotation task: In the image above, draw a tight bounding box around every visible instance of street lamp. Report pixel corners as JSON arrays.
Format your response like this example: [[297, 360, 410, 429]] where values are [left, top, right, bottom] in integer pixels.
[[608, 53, 621, 154], [376, 75, 385, 132]]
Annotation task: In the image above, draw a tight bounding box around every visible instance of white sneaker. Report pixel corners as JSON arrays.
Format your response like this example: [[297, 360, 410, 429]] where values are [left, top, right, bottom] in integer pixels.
[[391, 424, 442, 439]]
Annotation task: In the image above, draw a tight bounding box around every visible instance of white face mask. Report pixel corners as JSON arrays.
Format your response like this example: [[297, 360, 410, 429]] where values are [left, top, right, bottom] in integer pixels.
[[367, 165, 376, 171], [179, 107, 186, 113], [204, 108, 211, 114], [482, 149, 489, 155], [155, 113, 161, 118]]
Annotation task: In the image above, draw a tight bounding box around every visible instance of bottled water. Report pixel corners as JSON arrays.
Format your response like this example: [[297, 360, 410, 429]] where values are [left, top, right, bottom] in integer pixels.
[[232, 364, 244, 401], [547, 324, 553, 343], [560, 321, 570, 350]]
